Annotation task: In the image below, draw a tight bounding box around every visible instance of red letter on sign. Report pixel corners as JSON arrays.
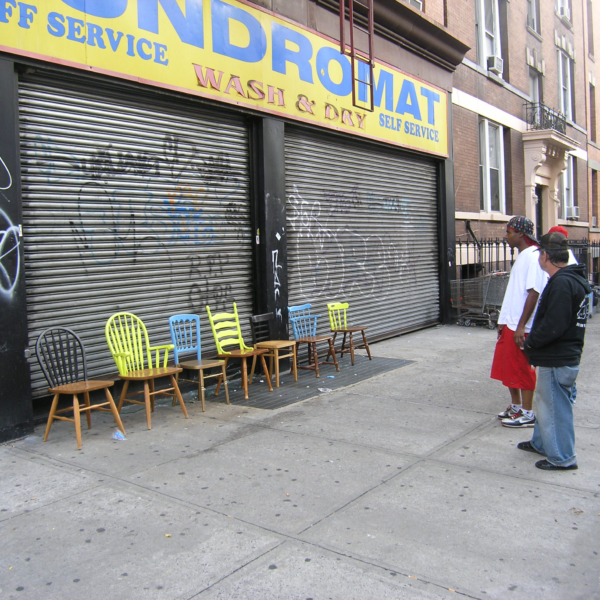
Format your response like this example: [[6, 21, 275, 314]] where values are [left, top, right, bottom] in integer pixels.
[[193, 64, 223, 90]]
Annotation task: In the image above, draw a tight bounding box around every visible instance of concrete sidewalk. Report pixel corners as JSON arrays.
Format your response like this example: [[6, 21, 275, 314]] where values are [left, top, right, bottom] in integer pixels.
[[1, 321, 599, 600]]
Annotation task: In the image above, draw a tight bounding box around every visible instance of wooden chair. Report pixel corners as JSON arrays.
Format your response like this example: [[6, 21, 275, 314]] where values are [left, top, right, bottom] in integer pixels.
[[35, 327, 125, 450], [105, 312, 188, 429], [169, 314, 229, 412], [327, 302, 372, 366], [288, 303, 339, 378], [205, 302, 273, 400], [248, 312, 297, 388]]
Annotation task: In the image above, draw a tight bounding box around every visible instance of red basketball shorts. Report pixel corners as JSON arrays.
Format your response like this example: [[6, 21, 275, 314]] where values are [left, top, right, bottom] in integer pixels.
[[490, 326, 536, 391]]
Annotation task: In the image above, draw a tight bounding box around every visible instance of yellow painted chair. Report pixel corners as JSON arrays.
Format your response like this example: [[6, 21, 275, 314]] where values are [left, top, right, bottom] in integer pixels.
[[206, 303, 273, 400], [327, 302, 372, 365], [105, 312, 188, 429]]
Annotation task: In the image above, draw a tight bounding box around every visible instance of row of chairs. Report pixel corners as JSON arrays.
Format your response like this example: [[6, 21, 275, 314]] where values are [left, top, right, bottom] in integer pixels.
[[35, 302, 371, 450]]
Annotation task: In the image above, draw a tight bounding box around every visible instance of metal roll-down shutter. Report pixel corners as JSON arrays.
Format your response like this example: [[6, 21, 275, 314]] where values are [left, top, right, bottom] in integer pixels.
[[19, 69, 253, 396], [285, 126, 440, 340]]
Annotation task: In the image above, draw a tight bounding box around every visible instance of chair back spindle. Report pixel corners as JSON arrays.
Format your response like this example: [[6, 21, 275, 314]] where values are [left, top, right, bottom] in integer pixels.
[[327, 302, 349, 330], [169, 314, 201, 364], [206, 303, 253, 354], [288, 303, 319, 340], [35, 327, 87, 389]]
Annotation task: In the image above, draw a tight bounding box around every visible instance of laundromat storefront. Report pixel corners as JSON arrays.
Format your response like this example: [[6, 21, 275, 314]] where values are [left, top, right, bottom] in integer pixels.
[[0, 0, 452, 395], [285, 127, 440, 340], [20, 69, 254, 396]]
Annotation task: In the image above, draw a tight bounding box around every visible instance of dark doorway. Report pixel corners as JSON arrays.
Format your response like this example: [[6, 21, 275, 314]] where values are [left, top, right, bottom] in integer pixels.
[[535, 184, 544, 240]]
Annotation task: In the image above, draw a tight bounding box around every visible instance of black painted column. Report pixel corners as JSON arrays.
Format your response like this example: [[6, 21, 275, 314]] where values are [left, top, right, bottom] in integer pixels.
[[252, 118, 288, 340], [439, 96, 456, 325], [0, 58, 33, 442]]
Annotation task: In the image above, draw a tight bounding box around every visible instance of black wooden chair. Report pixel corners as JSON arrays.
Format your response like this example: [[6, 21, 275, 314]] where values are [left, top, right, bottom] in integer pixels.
[[248, 313, 297, 387], [35, 327, 125, 450]]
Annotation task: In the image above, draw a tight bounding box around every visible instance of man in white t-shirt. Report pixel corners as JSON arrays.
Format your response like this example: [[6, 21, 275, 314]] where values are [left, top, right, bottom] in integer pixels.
[[491, 216, 549, 428]]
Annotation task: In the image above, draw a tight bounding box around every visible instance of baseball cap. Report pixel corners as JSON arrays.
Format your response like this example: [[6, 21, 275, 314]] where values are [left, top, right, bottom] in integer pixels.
[[538, 232, 568, 252], [507, 216, 537, 243], [548, 225, 569, 237]]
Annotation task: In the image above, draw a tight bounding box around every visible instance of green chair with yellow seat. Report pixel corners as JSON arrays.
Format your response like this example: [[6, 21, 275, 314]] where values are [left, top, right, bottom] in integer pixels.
[[105, 312, 188, 429], [205, 302, 273, 400], [326, 302, 372, 366]]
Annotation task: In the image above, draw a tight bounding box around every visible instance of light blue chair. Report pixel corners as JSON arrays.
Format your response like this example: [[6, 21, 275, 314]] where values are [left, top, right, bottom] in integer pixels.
[[288, 304, 339, 377], [169, 314, 229, 411]]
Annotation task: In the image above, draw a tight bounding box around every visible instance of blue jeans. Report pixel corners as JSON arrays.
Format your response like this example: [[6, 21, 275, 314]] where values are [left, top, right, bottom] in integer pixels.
[[531, 366, 579, 467]]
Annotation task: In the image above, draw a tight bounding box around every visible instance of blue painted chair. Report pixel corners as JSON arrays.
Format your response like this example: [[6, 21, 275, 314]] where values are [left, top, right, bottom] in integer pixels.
[[169, 314, 229, 411], [288, 303, 339, 378]]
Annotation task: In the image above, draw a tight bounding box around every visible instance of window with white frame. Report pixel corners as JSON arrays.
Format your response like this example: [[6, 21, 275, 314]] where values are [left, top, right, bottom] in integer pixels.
[[479, 119, 505, 213], [527, 0, 540, 33], [558, 155, 575, 219], [556, 0, 572, 21], [558, 50, 573, 119], [476, 0, 502, 69]]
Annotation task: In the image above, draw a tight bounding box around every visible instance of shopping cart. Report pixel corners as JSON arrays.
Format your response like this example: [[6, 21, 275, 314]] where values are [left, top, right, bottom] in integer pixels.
[[450, 272, 509, 329]]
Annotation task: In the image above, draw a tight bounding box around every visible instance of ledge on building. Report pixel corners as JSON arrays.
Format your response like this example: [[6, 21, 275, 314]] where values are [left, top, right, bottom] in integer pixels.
[[318, 0, 470, 72], [558, 219, 590, 228], [455, 211, 511, 222]]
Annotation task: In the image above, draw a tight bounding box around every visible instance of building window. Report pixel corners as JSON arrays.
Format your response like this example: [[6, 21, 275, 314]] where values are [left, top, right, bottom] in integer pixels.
[[592, 169, 598, 228], [479, 119, 505, 213], [476, 0, 502, 72], [556, 0, 572, 21], [558, 155, 576, 219], [527, 0, 540, 34], [588, 0, 595, 56], [558, 50, 573, 119], [591, 84, 597, 142]]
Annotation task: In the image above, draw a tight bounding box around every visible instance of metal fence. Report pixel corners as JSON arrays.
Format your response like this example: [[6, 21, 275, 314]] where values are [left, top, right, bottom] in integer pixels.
[[454, 238, 600, 283]]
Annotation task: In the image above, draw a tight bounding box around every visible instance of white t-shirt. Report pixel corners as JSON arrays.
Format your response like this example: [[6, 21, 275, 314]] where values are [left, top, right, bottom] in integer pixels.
[[498, 245, 549, 332]]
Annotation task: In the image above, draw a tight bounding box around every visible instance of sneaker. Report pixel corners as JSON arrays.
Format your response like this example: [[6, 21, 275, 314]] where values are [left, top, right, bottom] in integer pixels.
[[498, 405, 520, 419], [501, 409, 536, 428]]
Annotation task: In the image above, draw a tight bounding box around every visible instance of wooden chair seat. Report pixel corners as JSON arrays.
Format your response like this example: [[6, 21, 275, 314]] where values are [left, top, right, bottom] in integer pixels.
[[49, 379, 116, 394], [254, 340, 298, 388], [327, 303, 372, 366], [35, 327, 126, 450], [179, 358, 224, 369], [106, 313, 189, 430], [119, 366, 182, 380]]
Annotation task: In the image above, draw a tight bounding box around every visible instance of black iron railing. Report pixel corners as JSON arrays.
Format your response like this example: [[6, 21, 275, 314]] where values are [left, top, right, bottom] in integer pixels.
[[454, 238, 600, 283], [525, 102, 567, 134]]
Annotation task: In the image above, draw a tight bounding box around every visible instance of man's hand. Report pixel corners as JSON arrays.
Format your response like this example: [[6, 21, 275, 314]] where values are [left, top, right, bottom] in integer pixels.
[[497, 324, 504, 340], [514, 325, 526, 349]]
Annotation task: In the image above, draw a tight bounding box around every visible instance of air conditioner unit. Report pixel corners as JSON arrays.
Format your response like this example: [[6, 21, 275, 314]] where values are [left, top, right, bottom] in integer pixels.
[[559, 6, 571, 20], [487, 56, 504, 76], [407, 0, 423, 9], [566, 206, 580, 220], [593, 216, 597, 227]]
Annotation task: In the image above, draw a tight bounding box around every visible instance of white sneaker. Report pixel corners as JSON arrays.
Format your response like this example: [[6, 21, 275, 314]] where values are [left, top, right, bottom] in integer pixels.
[[501, 409, 536, 428]]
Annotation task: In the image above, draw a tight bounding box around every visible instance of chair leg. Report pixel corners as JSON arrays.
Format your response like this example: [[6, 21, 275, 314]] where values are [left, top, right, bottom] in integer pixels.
[[149, 379, 155, 412], [199, 369, 206, 412], [43, 393, 60, 442], [118, 380, 130, 412], [260, 354, 273, 392], [143, 380, 152, 430], [349, 332, 355, 366], [221, 363, 230, 405], [327, 332, 337, 362], [105, 387, 125, 436], [274, 348, 280, 387], [216, 358, 228, 395], [341, 332, 348, 358], [84, 392, 92, 429], [307, 342, 313, 366], [242, 357, 249, 400], [362, 330, 372, 360], [292, 344, 298, 382], [170, 375, 189, 419], [313, 343, 320, 378], [249, 355, 257, 385], [328, 339, 340, 371], [73, 394, 82, 450]]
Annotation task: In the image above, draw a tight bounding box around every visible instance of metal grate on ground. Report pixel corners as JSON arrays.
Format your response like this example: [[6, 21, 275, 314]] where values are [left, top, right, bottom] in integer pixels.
[[178, 355, 414, 410]]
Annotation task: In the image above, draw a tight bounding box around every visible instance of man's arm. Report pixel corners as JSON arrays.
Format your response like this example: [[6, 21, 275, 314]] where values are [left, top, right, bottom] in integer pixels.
[[514, 288, 539, 349], [525, 287, 573, 350]]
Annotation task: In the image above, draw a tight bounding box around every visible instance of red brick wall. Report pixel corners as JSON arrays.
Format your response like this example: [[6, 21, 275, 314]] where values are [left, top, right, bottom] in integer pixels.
[[453, 105, 480, 213]]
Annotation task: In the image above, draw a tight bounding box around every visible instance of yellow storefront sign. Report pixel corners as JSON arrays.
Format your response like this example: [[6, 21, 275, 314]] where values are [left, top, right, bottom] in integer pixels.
[[0, 0, 448, 157]]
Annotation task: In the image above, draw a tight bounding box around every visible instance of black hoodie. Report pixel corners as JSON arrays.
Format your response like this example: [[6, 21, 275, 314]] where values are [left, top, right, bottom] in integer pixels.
[[524, 264, 591, 367]]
